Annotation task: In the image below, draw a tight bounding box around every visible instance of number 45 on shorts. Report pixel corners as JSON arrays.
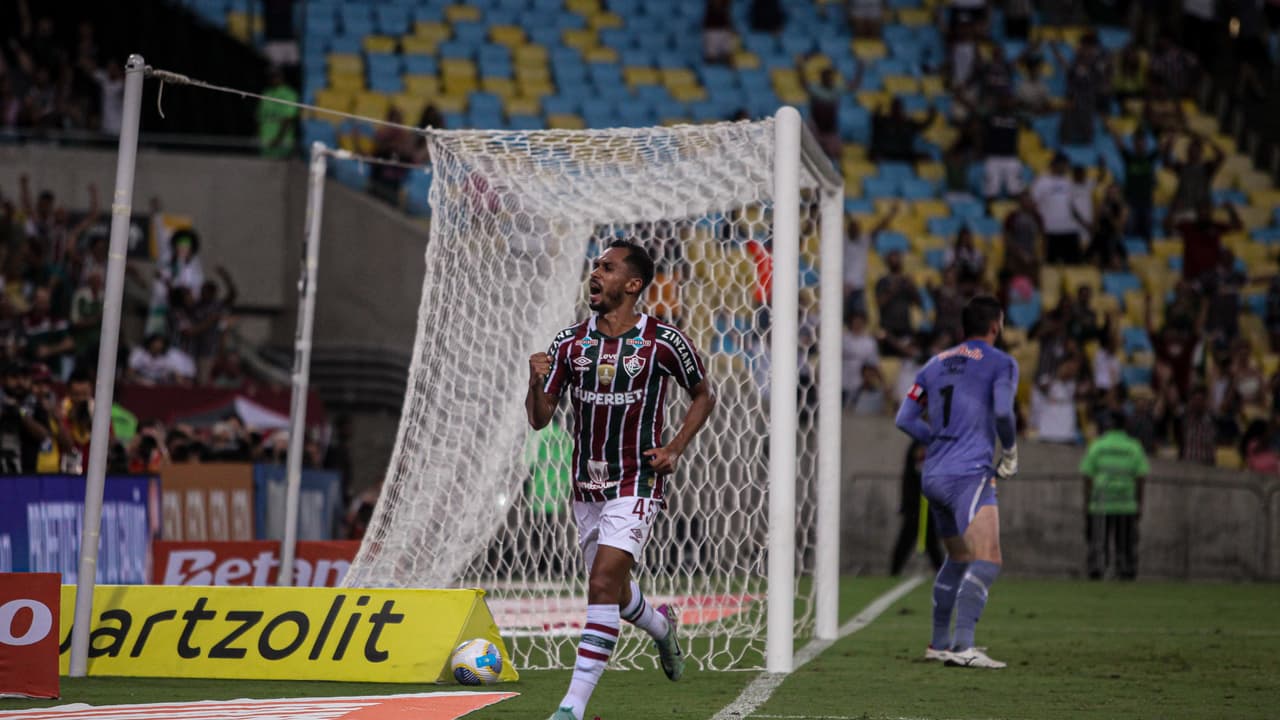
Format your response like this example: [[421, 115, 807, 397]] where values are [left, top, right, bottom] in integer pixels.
[[630, 498, 661, 522]]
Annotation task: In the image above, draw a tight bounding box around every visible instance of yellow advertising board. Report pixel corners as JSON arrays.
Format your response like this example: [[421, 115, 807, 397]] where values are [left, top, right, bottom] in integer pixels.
[[57, 585, 518, 683]]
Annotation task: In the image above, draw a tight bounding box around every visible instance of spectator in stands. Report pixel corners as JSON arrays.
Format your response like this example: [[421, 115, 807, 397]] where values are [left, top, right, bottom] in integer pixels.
[[1177, 383, 1217, 464], [1034, 353, 1088, 443], [258, 66, 298, 159], [1067, 285, 1105, 346], [1111, 42, 1148, 106], [175, 266, 237, 384], [974, 44, 1016, 103], [1126, 386, 1162, 453], [1004, 0, 1033, 40], [1241, 419, 1279, 473], [1226, 339, 1268, 418], [1167, 133, 1225, 220], [58, 369, 92, 471], [1112, 130, 1160, 243], [1054, 32, 1109, 144], [849, 363, 887, 415], [1202, 249, 1245, 343], [845, 202, 898, 317], [23, 285, 74, 379], [978, 94, 1026, 203], [370, 107, 414, 204], [1266, 274, 1280, 351], [1032, 304, 1071, 383], [325, 414, 356, 504], [797, 54, 864, 158], [1149, 33, 1200, 98], [1033, 153, 1081, 264], [847, 0, 885, 37], [68, 268, 102, 367], [1232, 0, 1270, 101], [1093, 324, 1123, 393], [126, 333, 195, 386], [0, 362, 50, 473], [870, 98, 936, 163], [83, 57, 123, 136], [702, 0, 737, 65], [1015, 49, 1056, 116], [164, 228, 206, 298], [1143, 80, 1186, 140], [930, 265, 965, 341], [944, 23, 979, 101], [749, 0, 787, 33], [942, 131, 978, 199], [210, 347, 249, 389], [1080, 410, 1147, 580], [1002, 190, 1042, 281], [1086, 183, 1129, 270], [948, 228, 986, 288], [875, 250, 921, 356], [1070, 164, 1096, 255], [843, 309, 880, 406], [414, 104, 445, 161], [1167, 200, 1243, 285]]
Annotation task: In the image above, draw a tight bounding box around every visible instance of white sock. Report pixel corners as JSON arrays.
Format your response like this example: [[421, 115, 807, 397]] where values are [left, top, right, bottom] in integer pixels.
[[560, 604, 619, 719], [620, 580, 668, 641]]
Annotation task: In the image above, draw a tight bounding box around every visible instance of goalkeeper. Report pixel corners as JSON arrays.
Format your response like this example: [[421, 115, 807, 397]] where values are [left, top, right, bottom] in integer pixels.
[[894, 296, 1018, 670], [526, 241, 715, 720]]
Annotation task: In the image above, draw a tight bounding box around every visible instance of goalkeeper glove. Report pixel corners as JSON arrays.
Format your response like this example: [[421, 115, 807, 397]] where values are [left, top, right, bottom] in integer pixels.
[[996, 445, 1018, 481]]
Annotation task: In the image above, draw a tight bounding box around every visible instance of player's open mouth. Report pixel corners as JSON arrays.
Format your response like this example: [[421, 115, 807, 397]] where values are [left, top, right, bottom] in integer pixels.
[[588, 280, 601, 301]]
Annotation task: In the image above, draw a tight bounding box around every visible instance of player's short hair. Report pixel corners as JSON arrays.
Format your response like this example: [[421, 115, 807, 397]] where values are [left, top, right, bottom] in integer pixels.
[[962, 296, 1004, 338], [609, 240, 654, 292]]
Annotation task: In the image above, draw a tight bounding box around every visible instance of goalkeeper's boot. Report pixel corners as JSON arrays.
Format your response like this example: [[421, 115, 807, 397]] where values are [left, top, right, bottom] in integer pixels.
[[547, 707, 577, 720], [654, 604, 685, 681], [945, 646, 1006, 669]]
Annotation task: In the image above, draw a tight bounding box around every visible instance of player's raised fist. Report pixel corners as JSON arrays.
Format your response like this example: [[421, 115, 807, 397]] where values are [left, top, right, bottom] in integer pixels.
[[529, 352, 552, 380]]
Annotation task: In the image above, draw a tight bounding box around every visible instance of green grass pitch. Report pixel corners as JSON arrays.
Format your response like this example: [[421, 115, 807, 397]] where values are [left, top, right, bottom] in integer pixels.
[[3, 577, 1276, 719]]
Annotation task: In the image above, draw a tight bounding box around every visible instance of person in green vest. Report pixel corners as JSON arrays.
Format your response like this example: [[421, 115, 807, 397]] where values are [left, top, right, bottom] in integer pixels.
[[258, 66, 298, 159], [1079, 411, 1149, 580]]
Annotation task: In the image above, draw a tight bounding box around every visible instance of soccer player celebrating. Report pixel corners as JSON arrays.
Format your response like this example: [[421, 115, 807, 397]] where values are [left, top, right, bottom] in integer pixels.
[[893, 296, 1018, 669], [526, 241, 716, 720]]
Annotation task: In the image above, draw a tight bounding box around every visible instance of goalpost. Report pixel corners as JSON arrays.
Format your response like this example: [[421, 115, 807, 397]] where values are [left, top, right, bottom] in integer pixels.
[[70, 54, 843, 676], [343, 108, 845, 673]]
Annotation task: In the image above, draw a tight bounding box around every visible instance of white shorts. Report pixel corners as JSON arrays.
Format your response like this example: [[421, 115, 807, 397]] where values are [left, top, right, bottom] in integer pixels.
[[983, 156, 1026, 198], [574, 497, 663, 572]]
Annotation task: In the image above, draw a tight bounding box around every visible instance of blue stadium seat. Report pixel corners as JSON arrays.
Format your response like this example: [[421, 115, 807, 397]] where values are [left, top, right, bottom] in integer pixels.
[[878, 162, 915, 183], [1007, 294, 1041, 328], [543, 95, 578, 115], [403, 54, 437, 75], [1121, 365, 1153, 387], [1122, 327, 1153, 355], [368, 73, 402, 93], [947, 198, 984, 220], [900, 177, 937, 199], [924, 248, 949, 270], [966, 216, 1001, 237], [1245, 293, 1267, 317], [331, 157, 369, 191], [404, 171, 433, 216], [1124, 237, 1149, 256], [374, 6, 410, 35], [326, 35, 362, 53], [927, 216, 963, 237], [862, 177, 898, 199], [874, 231, 910, 256], [845, 198, 876, 214], [1102, 272, 1142, 298], [367, 53, 401, 76]]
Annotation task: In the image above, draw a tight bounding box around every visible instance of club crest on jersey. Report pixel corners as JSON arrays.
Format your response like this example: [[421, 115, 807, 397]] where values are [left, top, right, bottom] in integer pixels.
[[626, 337, 651, 348], [623, 355, 647, 377], [577, 337, 598, 349], [573, 356, 592, 372]]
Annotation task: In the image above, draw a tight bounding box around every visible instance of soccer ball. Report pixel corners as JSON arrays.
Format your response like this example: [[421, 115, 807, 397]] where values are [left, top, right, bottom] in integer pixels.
[[451, 638, 503, 685]]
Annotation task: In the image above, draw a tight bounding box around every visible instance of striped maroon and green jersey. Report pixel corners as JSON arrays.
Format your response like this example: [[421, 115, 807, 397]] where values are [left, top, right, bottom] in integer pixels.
[[543, 313, 707, 502]]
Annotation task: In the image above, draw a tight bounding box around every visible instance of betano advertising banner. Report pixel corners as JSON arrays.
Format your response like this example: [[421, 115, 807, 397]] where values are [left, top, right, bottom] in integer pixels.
[[0, 475, 159, 584], [57, 585, 519, 683], [152, 540, 360, 586]]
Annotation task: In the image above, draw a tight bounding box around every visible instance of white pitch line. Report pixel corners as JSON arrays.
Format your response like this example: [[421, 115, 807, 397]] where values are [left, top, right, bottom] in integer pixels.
[[711, 576, 926, 720]]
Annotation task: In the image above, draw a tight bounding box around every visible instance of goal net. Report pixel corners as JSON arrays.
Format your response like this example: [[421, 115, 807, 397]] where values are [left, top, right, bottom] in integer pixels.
[[343, 110, 843, 671]]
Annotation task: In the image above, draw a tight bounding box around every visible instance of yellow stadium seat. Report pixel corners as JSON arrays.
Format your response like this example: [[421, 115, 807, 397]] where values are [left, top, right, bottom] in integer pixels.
[[852, 39, 887, 60], [490, 25, 525, 47], [989, 199, 1018, 223], [624, 67, 660, 86], [329, 72, 364, 92], [590, 12, 623, 29], [513, 44, 549, 65], [414, 21, 450, 42], [1248, 188, 1280, 208], [505, 95, 540, 117], [391, 93, 426, 121], [313, 89, 354, 115], [920, 75, 945, 97], [857, 90, 889, 110], [883, 75, 920, 94], [1215, 447, 1243, 470], [401, 36, 437, 54], [565, 0, 598, 12], [515, 64, 551, 83], [842, 143, 867, 161], [562, 28, 596, 51], [482, 76, 517, 98], [732, 51, 759, 69], [403, 75, 440, 96], [911, 198, 948, 219], [1123, 290, 1146, 327], [519, 79, 555, 98], [363, 35, 396, 53], [670, 85, 707, 102], [444, 4, 482, 22], [441, 58, 477, 78], [770, 67, 801, 86], [1262, 354, 1279, 378], [1063, 266, 1102, 296], [1236, 204, 1271, 230], [897, 7, 931, 25], [353, 92, 389, 120], [548, 113, 585, 129], [429, 94, 467, 113], [879, 356, 903, 393], [661, 68, 697, 88], [912, 234, 947, 252], [915, 162, 945, 183], [776, 86, 807, 105], [585, 47, 618, 63], [328, 53, 363, 74]]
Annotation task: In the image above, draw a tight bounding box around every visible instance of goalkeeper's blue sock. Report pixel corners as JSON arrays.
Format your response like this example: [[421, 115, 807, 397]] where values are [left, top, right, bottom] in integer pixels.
[[931, 558, 969, 650], [560, 604, 618, 720], [953, 560, 1001, 651], [620, 581, 668, 641]]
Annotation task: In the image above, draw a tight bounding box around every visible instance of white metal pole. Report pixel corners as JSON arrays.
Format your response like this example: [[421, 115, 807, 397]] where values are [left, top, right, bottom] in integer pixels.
[[278, 142, 327, 586], [767, 106, 801, 674], [814, 189, 844, 640], [69, 54, 146, 678]]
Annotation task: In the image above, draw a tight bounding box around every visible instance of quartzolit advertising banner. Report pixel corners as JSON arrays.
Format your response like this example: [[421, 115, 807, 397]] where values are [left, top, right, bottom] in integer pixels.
[[57, 585, 519, 683], [0, 475, 158, 584]]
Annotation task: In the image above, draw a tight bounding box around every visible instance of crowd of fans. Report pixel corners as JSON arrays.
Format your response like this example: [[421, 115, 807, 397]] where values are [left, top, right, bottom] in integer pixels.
[[839, 1, 1280, 474], [0, 0, 125, 135]]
